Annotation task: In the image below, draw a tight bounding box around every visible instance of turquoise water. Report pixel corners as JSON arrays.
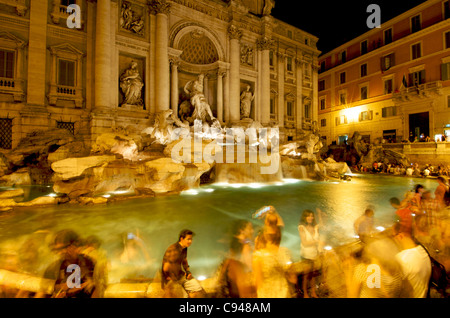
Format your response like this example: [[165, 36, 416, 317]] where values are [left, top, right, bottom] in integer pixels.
[[0, 174, 439, 282]]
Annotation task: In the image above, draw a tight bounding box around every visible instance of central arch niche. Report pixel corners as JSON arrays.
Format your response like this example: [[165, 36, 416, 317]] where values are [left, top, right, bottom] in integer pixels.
[[170, 23, 226, 120], [178, 29, 219, 65]]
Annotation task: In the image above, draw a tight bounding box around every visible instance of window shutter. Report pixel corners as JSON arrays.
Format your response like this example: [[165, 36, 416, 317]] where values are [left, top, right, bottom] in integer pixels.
[[408, 73, 414, 87], [420, 70, 425, 84], [369, 110, 373, 120], [335, 117, 338, 126], [382, 107, 386, 118], [393, 106, 397, 116]]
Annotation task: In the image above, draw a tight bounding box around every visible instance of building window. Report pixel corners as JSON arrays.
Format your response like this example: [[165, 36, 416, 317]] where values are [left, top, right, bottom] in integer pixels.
[[384, 28, 393, 45], [287, 101, 294, 117], [320, 98, 326, 110], [444, 1, 450, 19], [56, 121, 75, 135], [287, 30, 293, 39], [335, 115, 348, 126], [0, 50, 14, 79], [339, 51, 346, 63], [384, 78, 393, 94], [360, 40, 368, 55], [0, 118, 13, 149], [448, 95, 450, 107], [360, 63, 367, 77], [58, 59, 75, 87], [320, 119, 326, 127], [318, 80, 325, 91], [442, 62, 450, 81], [409, 70, 425, 87], [445, 31, 450, 49], [411, 15, 421, 33], [340, 72, 346, 84], [270, 97, 276, 115], [305, 38, 309, 45], [320, 61, 325, 73], [304, 103, 311, 119], [381, 53, 395, 72], [360, 86, 368, 100], [411, 43, 421, 60], [286, 56, 293, 72], [382, 106, 397, 118], [359, 110, 373, 121], [269, 51, 274, 67], [339, 92, 346, 105]]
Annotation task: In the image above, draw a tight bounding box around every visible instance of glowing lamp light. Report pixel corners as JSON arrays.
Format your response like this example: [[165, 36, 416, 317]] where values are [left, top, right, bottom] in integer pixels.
[[324, 246, 332, 251], [46, 193, 58, 197], [182, 189, 199, 195], [197, 275, 207, 281], [376, 226, 385, 232], [102, 194, 111, 198]]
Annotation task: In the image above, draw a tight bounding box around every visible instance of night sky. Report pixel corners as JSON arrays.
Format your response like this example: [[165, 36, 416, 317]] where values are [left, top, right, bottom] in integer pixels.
[[271, 0, 428, 54]]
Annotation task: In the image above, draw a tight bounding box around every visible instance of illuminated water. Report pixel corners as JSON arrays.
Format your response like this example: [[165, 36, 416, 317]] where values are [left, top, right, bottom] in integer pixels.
[[0, 174, 439, 283]]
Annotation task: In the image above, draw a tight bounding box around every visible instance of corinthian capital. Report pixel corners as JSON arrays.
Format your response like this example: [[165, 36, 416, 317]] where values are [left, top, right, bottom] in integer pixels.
[[228, 25, 243, 40], [256, 36, 273, 51], [148, 0, 171, 15]]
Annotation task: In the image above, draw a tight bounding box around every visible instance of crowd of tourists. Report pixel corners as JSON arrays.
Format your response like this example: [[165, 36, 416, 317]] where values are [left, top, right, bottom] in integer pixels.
[[356, 161, 450, 178], [0, 178, 449, 299]]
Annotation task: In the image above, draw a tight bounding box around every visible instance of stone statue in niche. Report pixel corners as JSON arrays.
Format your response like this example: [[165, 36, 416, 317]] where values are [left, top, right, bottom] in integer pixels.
[[240, 85, 254, 119], [120, 1, 144, 35], [184, 74, 220, 128], [120, 61, 144, 107]]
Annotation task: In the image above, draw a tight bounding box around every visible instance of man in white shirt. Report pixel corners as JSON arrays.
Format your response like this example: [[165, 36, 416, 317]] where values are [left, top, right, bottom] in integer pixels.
[[393, 223, 431, 298]]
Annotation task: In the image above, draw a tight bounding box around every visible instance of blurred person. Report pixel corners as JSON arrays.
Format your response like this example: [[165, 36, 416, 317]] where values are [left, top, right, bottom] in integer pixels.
[[298, 209, 324, 298], [392, 222, 431, 298], [108, 231, 152, 284], [252, 227, 296, 298], [41, 229, 96, 298], [421, 191, 442, 230], [215, 220, 256, 298], [346, 238, 402, 298], [410, 184, 425, 214], [353, 208, 375, 243], [435, 176, 449, 208], [80, 235, 108, 298], [161, 229, 205, 298]]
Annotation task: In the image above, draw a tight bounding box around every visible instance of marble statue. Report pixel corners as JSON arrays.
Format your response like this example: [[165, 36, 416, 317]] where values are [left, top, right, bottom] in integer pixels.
[[120, 61, 144, 107], [184, 74, 220, 127], [240, 85, 254, 119], [262, 0, 275, 16]]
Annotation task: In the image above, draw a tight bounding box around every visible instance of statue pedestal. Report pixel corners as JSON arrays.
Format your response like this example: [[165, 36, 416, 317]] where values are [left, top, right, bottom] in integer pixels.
[[231, 118, 261, 129]]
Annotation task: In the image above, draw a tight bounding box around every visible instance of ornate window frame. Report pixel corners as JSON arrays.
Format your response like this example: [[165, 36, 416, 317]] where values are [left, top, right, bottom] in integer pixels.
[[0, 32, 26, 102], [48, 43, 84, 108], [0, 0, 27, 16]]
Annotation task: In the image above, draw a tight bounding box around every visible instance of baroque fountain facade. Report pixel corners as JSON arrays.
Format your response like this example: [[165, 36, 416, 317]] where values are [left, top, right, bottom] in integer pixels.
[[0, 0, 332, 207]]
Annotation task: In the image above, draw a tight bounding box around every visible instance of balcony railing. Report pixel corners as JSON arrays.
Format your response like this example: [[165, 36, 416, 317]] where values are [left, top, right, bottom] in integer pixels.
[[0, 77, 25, 102], [393, 81, 442, 101]]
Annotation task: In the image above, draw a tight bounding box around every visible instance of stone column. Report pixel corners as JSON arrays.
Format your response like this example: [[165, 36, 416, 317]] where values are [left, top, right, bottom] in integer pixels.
[[312, 61, 319, 126], [223, 71, 230, 123], [257, 36, 272, 126], [150, 0, 171, 113], [277, 52, 285, 127], [94, 0, 111, 112], [26, 0, 48, 107], [170, 59, 179, 116], [228, 25, 242, 124], [217, 70, 225, 123], [295, 58, 303, 129], [203, 73, 209, 103]]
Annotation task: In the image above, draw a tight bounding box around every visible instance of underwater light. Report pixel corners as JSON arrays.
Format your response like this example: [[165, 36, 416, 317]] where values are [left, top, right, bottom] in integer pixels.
[[203, 188, 214, 193], [197, 275, 207, 281], [183, 189, 199, 195], [324, 246, 332, 251], [46, 193, 58, 197], [376, 226, 385, 232]]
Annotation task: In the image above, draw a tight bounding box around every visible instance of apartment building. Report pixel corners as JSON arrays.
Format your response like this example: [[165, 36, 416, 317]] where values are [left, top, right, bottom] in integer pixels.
[[318, 0, 450, 145]]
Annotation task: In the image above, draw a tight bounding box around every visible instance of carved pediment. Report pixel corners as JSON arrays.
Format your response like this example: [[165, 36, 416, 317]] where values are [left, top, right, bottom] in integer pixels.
[[49, 43, 84, 58], [0, 31, 26, 49]]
